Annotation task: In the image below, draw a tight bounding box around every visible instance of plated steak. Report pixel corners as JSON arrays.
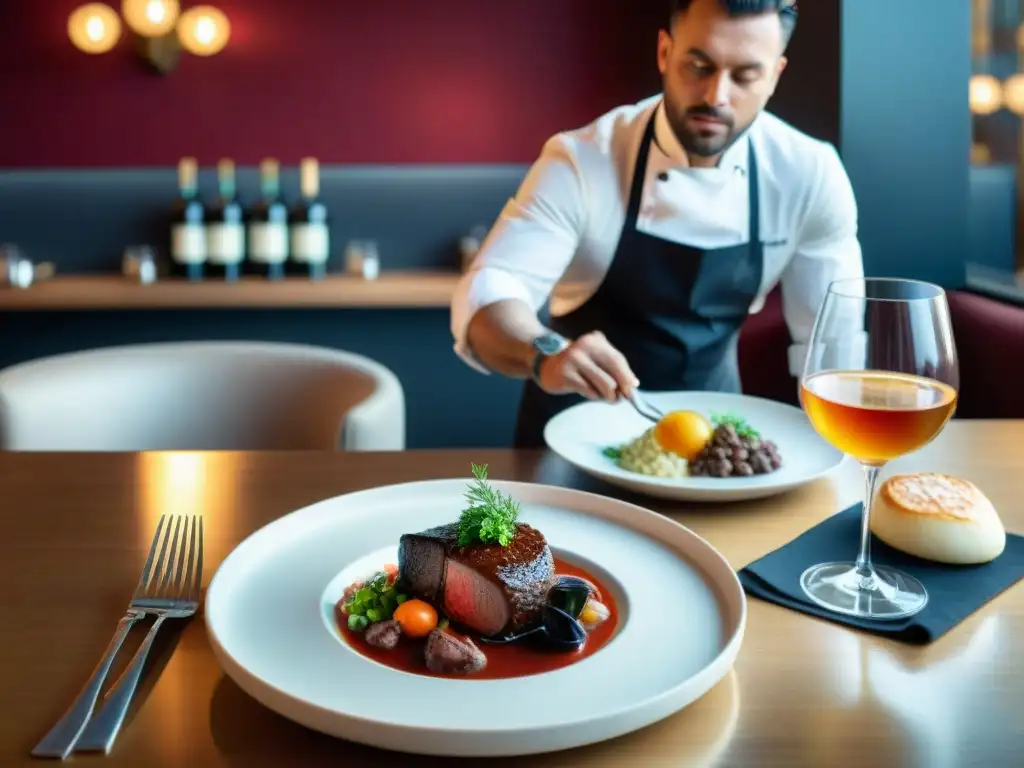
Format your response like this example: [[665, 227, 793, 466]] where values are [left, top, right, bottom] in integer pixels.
[[396, 523, 454, 602], [397, 522, 555, 637]]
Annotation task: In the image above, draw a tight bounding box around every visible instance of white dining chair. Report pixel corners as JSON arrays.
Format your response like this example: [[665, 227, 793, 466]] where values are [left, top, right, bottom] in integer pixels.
[[0, 341, 405, 451]]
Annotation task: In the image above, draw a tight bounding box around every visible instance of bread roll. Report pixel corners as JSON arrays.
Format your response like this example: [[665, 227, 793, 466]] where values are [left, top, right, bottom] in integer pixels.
[[870, 473, 1005, 565]]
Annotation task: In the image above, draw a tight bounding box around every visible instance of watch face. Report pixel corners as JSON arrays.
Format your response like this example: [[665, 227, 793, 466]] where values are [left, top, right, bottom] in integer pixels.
[[533, 333, 567, 355]]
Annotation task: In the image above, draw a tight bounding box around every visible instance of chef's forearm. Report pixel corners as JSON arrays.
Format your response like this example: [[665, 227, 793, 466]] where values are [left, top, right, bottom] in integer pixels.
[[465, 299, 548, 378]]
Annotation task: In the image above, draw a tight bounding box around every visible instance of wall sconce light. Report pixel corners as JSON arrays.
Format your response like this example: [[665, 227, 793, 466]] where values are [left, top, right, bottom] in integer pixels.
[[68, 3, 123, 54], [67, 1, 229, 75], [969, 74, 1003, 115], [177, 6, 231, 57], [1003, 74, 1024, 116], [122, 0, 179, 36]]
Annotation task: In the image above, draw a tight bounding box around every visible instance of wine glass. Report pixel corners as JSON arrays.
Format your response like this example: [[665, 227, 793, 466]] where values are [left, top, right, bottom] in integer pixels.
[[799, 277, 959, 620]]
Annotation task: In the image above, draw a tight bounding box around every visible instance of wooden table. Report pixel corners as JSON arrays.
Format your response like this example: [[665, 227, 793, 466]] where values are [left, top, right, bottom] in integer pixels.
[[3, 420, 1023, 766]]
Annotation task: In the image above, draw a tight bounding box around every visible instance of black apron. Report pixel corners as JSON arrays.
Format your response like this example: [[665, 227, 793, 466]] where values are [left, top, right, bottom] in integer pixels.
[[513, 109, 765, 448]]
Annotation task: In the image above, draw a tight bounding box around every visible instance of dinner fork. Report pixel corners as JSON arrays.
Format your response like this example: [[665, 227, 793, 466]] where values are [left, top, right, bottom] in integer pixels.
[[30, 514, 202, 760], [75, 514, 203, 754], [622, 388, 665, 423]]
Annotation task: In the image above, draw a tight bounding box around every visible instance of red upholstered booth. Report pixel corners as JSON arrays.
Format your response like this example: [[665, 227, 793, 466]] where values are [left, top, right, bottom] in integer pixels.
[[737, 288, 1024, 419]]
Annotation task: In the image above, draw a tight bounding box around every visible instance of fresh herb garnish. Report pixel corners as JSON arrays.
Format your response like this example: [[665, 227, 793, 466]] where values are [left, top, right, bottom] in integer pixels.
[[710, 411, 760, 439], [602, 445, 622, 459], [457, 462, 520, 547], [343, 570, 407, 631]]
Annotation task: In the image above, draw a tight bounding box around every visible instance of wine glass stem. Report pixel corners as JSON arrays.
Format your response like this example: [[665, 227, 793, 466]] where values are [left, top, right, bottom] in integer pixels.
[[854, 464, 881, 583]]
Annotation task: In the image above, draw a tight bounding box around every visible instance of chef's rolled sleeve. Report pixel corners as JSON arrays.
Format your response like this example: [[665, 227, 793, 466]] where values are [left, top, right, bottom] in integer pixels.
[[450, 135, 586, 373], [781, 142, 867, 377]]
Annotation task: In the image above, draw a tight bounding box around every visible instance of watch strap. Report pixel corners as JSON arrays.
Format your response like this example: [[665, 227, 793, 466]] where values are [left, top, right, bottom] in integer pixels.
[[530, 349, 546, 384], [529, 331, 569, 385]]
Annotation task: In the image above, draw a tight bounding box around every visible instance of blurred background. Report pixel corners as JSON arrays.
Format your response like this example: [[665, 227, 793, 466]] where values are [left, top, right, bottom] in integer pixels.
[[0, 0, 1019, 449]]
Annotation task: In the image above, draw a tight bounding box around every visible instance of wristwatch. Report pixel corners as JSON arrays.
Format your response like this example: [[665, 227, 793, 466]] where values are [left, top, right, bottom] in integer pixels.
[[530, 331, 570, 384]]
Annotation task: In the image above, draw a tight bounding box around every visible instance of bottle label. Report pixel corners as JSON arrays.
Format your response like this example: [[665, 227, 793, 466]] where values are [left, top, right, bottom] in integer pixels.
[[206, 223, 245, 264], [171, 223, 206, 264], [248, 222, 289, 263], [291, 224, 330, 264]]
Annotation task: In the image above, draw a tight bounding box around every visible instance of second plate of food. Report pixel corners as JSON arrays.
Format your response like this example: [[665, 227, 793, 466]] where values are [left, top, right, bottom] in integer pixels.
[[543, 391, 845, 502]]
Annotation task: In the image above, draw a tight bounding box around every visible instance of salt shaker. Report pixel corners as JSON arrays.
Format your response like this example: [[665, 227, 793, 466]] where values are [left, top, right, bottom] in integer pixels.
[[361, 241, 380, 280], [122, 246, 158, 284], [0, 244, 55, 288], [345, 240, 380, 280], [459, 225, 489, 271]]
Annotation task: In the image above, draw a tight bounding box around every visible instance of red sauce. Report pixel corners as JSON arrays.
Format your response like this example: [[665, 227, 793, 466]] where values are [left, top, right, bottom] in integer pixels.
[[337, 557, 619, 680]]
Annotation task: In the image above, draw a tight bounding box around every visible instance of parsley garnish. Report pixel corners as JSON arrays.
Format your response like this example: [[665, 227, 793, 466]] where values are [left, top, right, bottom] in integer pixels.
[[602, 445, 622, 459], [710, 411, 760, 439], [457, 463, 520, 547]]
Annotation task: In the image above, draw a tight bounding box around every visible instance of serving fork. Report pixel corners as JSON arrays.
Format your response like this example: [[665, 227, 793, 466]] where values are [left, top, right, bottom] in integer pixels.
[[31, 514, 203, 760]]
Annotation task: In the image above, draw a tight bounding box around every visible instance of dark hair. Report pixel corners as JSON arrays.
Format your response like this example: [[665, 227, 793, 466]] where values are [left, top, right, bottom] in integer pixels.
[[669, 0, 798, 48]]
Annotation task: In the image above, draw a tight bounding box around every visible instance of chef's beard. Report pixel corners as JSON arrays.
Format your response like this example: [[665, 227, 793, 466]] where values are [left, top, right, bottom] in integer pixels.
[[663, 95, 752, 160]]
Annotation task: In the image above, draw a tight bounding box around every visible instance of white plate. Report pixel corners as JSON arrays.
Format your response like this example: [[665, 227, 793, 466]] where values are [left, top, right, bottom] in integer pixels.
[[544, 391, 845, 502], [205, 478, 746, 757]]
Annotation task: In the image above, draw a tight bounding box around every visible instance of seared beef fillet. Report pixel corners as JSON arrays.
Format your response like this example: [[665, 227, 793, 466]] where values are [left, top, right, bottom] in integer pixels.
[[396, 523, 455, 602], [397, 522, 555, 637]]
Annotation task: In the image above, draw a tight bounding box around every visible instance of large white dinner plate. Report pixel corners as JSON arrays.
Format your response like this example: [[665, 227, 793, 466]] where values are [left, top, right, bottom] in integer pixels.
[[544, 391, 845, 503], [205, 478, 746, 758]]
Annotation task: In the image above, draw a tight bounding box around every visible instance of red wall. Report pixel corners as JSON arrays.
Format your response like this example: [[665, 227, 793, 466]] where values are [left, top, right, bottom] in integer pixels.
[[0, 0, 662, 167]]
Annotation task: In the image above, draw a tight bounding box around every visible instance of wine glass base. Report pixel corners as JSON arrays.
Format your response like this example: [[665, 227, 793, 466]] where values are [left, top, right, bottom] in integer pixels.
[[799, 562, 928, 620]]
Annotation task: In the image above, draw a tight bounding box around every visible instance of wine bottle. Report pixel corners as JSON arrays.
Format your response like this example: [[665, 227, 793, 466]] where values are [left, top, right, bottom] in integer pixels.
[[169, 157, 206, 281], [288, 157, 330, 279], [246, 158, 289, 280], [205, 158, 245, 282]]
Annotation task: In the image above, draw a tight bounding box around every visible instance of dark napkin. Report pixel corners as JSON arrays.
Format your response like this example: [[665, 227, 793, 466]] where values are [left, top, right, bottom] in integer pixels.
[[738, 503, 1024, 644]]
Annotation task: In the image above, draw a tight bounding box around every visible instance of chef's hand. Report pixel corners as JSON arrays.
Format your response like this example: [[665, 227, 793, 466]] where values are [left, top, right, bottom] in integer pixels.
[[537, 331, 639, 402]]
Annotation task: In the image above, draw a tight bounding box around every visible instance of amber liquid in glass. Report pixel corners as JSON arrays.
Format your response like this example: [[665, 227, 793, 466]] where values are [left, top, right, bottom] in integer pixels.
[[800, 370, 957, 464]]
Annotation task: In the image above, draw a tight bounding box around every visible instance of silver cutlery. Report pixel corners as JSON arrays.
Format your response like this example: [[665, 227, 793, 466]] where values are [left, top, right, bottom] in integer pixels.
[[622, 389, 665, 422], [76, 515, 203, 754], [31, 514, 203, 760]]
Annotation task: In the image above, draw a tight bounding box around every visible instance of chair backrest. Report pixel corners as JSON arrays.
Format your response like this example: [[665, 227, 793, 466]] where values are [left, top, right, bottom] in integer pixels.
[[738, 288, 800, 406], [0, 341, 405, 451], [946, 290, 1024, 418], [738, 286, 1024, 419]]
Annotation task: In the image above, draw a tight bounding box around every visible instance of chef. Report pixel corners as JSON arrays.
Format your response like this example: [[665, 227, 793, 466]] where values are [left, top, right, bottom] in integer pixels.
[[450, 0, 864, 448]]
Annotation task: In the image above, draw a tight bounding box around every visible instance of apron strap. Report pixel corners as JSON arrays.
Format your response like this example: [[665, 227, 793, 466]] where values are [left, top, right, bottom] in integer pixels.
[[623, 112, 658, 225], [747, 143, 760, 246]]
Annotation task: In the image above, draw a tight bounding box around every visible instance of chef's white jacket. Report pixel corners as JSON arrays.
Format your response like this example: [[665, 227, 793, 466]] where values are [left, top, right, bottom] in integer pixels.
[[451, 94, 865, 376]]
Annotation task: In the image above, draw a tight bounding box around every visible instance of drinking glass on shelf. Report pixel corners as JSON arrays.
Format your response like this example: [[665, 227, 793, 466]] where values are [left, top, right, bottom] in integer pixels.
[[799, 277, 959, 620]]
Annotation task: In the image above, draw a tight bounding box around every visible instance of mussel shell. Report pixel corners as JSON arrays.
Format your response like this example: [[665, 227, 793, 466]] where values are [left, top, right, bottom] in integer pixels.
[[477, 626, 542, 645], [546, 575, 593, 618], [539, 604, 587, 650]]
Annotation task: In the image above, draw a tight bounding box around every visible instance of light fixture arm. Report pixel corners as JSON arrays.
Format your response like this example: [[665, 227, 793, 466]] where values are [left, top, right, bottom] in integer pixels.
[[135, 29, 181, 75]]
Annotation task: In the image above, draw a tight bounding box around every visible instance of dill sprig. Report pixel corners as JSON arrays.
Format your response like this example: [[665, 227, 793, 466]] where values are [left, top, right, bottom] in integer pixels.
[[457, 463, 520, 547]]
